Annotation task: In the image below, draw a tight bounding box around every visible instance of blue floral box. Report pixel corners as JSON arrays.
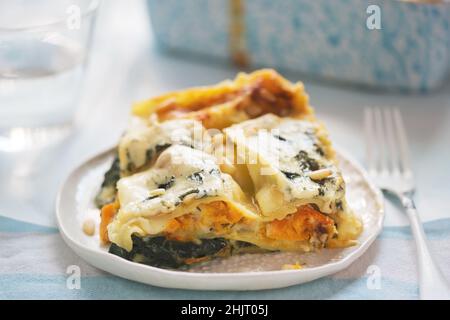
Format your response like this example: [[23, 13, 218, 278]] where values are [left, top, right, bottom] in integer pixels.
[[148, 0, 450, 92]]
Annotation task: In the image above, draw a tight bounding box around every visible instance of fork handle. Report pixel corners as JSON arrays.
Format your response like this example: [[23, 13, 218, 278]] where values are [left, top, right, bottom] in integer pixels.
[[399, 192, 450, 300]]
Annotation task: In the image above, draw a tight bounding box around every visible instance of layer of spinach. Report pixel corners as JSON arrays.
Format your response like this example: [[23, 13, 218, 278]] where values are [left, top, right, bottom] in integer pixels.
[[95, 155, 121, 208], [109, 235, 264, 269]]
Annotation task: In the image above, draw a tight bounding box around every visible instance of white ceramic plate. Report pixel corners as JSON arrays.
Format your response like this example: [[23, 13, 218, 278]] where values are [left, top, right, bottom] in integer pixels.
[[56, 148, 384, 291]]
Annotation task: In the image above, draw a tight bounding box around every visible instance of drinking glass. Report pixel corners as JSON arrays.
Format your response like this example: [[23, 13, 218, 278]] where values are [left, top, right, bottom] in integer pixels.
[[0, 0, 99, 151]]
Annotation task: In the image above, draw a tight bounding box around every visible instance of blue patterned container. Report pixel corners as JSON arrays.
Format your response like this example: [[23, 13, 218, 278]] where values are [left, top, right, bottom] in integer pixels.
[[148, 0, 450, 92]]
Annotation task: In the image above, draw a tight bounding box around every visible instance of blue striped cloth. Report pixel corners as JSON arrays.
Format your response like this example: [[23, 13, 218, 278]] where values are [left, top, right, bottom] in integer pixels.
[[1, 216, 449, 299]]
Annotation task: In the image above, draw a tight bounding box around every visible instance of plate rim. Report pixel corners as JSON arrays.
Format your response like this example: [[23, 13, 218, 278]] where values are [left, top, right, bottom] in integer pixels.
[[56, 147, 384, 290]]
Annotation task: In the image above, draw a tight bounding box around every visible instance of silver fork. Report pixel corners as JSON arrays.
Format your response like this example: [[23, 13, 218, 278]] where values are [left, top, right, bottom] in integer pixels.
[[364, 107, 450, 300]]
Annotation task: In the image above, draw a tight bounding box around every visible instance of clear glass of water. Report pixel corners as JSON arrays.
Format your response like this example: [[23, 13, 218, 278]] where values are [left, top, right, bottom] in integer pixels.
[[0, 0, 99, 152]]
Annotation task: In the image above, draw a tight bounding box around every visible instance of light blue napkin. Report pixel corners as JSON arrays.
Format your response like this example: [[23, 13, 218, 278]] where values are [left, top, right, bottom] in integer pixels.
[[1, 216, 449, 299]]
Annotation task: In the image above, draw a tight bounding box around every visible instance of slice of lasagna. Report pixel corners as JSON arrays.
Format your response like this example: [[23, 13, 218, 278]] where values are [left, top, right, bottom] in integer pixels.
[[95, 69, 362, 269]]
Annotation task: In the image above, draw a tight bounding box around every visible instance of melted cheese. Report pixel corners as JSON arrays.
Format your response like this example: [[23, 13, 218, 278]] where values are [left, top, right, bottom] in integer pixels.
[[108, 145, 257, 250], [225, 114, 346, 218], [118, 117, 205, 175]]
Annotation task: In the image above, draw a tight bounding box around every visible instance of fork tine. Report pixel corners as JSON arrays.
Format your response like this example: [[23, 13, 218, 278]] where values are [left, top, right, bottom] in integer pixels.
[[393, 108, 412, 177], [364, 108, 376, 175], [384, 108, 400, 176], [373, 107, 389, 175]]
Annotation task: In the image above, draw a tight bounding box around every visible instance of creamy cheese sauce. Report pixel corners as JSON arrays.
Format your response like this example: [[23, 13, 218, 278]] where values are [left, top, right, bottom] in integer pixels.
[[108, 145, 243, 250], [225, 114, 345, 215], [117, 145, 230, 217], [118, 117, 205, 174]]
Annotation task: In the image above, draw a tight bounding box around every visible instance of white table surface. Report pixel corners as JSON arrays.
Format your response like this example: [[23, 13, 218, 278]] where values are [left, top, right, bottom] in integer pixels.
[[1, 0, 449, 229]]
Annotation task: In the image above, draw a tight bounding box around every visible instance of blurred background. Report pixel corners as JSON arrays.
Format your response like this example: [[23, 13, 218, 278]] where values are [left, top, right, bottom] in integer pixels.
[[0, 0, 449, 228]]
